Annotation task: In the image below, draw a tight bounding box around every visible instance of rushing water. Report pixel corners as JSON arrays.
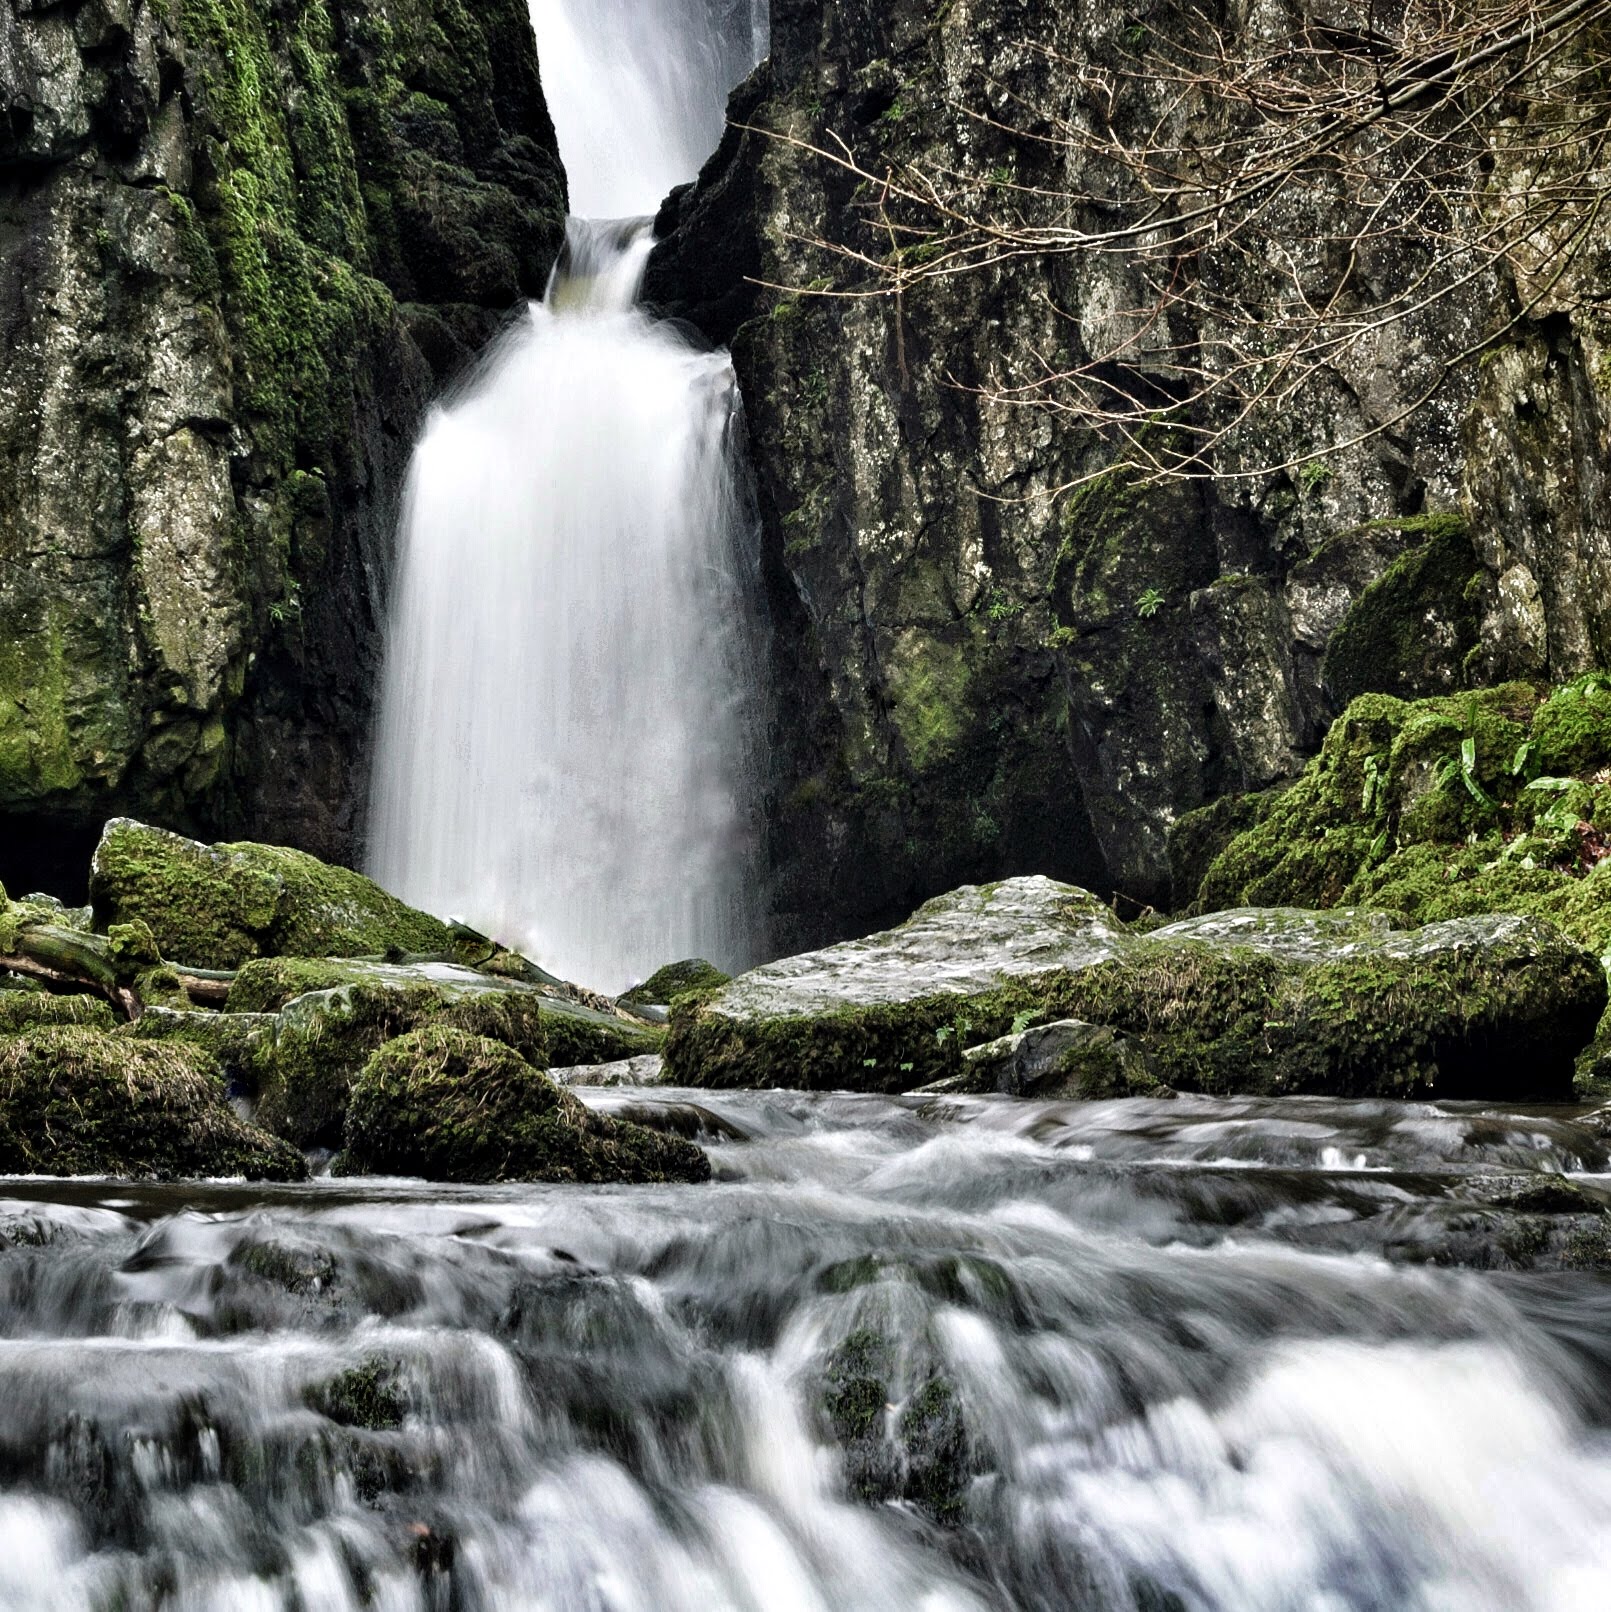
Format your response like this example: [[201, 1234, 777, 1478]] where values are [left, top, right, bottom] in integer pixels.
[[2, 1090, 1610, 1610], [367, 0, 769, 993]]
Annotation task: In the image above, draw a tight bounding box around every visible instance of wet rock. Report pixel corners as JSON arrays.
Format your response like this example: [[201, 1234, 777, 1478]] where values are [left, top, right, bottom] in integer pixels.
[[550, 1055, 669, 1088], [90, 820, 455, 969], [340, 1028, 710, 1185], [960, 1019, 1170, 1101], [0, 1028, 305, 1181], [665, 876, 1604, 1100]]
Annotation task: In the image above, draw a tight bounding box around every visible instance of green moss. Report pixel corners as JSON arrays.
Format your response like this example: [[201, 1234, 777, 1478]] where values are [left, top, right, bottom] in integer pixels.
[[253, 982, 550, 1148], [106, 921, 162, 980], [1322, 515, 1481, 706], [617, 959, 731, 1010], [540, 1000, 662, 1066], [0, 1028, 304, 1180], [340, 1027, 709, 1183], [123, 1008, 276, 1094], [92, 820, 453, 969], [885, 632, 971, 772], [1195, 685, 1542, 911], [0, 994, 117, 1034], [307, 1360, 408, 1430]]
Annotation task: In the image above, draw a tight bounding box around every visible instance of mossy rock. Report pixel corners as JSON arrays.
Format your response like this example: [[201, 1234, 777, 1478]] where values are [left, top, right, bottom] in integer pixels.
[[306, 1360, 408, 1431], [816, 1328, 972, 1524], [253, 980, 551, 1150], [122, 1008, 277, 1095], [1321, 514, 1482, 707], [1165, 788, 1284, 910], [0, 1028, 305, 1180], [666, 880, 1603, 1100], [340, 1027, 710, 1184], [0, 994, 117, 1034], [1194, 675, 1611, 1093], [617, 959, 731, 1010], [1194, 684, 1544, 912], [90, 818, 453, 969]]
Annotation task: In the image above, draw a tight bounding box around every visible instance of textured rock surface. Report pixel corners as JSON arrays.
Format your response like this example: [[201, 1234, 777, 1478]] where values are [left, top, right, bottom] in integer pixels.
[[0, 0, 565, 887], [664, 876, 1605, 1099], [648, 0, 1609, 943], [341, 1026, 711, 1183]]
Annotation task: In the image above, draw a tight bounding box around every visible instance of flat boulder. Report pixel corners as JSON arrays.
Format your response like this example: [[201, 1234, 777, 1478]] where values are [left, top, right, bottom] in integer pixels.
[[341, 1027, 709, 1184], [664, 878, 1605, 1101], [0, 1028, 305, 1181], [89, 819, 454, 969]]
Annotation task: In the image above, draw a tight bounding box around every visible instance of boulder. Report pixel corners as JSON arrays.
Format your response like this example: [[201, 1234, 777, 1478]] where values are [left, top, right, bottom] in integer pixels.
[[340, 1028, 710, 1184], [223, 957, 661, 1148], [955, 1019, 1169, 1100], [617, 959, 730, 1010], [90, 819, 454, 970], [664, 877, 1605, 1101], [0, 1029, 305, 1181]]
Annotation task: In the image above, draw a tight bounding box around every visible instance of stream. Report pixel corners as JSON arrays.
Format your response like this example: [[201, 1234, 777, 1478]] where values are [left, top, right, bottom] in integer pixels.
[[2, 1088, 1609, 1610]]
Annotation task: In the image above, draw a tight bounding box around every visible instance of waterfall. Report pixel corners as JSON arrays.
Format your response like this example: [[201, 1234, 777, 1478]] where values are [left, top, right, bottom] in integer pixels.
[[367, 0, 770, 993]]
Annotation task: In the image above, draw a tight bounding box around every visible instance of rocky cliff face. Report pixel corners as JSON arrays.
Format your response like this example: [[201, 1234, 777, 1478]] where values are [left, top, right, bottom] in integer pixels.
[[0, 0, 565, 893], [649, 0, 1611, 944]]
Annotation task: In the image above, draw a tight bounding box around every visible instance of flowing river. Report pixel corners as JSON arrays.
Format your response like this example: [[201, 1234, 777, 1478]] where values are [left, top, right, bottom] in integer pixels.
[[2, 1089, 1610, 1609]]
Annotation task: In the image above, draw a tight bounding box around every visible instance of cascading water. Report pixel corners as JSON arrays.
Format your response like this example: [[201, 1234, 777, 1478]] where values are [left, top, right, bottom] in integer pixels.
[[3, 1090, 1611, 1609], [367, 0, 770, 993]]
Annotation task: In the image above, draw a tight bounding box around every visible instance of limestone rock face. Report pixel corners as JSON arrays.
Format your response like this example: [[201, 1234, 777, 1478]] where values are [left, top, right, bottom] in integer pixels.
[[0, 0, 565, 884], [663, 876, 1605, 1100], [648, 0, 1608, 942]]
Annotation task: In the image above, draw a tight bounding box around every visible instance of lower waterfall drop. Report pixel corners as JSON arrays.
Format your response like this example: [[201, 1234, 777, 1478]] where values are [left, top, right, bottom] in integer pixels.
[[368, 220, 765, 992]]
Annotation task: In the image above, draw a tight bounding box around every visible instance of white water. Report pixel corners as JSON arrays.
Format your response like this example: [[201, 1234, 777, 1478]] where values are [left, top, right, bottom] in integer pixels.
[[368, 0, 769, 993], [3, 1091, 1611, 1609]]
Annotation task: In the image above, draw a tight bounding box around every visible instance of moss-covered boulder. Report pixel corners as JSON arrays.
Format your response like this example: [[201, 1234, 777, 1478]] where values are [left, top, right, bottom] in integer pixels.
[[957, 1019, 1169, 1100], [252, 979, 550, 1150], [341, 1028, 710, 1184], [665, 878, 1604, 1100], [90, 819, 454, 969], [0, 1028, 305, 1180], [122, 1008, 278, 1095], [1193, 676, 1611, 1091], [0, 993, 117, 1034], [617, 959, 731, 1010]]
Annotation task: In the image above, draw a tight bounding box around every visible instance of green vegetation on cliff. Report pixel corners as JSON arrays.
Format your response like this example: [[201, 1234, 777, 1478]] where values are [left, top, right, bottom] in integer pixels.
[[1190, 675, 1611, 1087]]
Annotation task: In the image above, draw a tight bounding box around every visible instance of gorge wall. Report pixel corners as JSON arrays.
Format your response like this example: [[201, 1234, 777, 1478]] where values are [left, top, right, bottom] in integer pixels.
[[0, 0, 565, 892], [648, 0, 1611, 946]]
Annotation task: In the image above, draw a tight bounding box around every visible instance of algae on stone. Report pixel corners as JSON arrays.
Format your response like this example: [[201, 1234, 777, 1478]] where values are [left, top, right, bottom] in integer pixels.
[[0, 1028, 305, 1180], [341, 1027, 709, 1184]]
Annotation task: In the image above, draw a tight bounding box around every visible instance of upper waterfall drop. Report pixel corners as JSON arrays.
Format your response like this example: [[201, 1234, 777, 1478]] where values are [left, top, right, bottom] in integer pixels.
[[367, 0, 770, 993]]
